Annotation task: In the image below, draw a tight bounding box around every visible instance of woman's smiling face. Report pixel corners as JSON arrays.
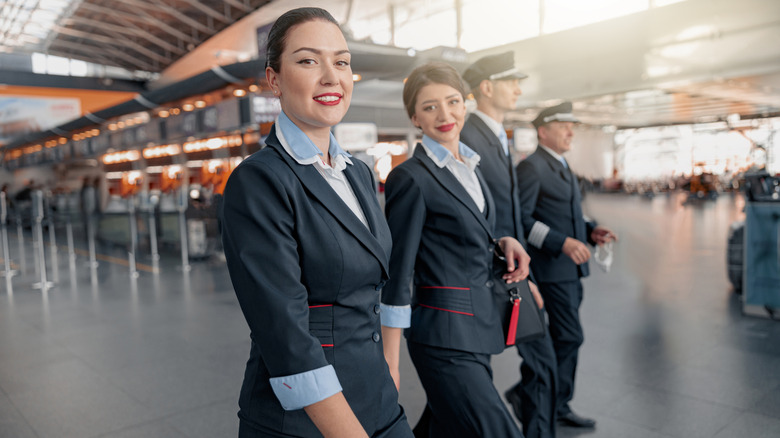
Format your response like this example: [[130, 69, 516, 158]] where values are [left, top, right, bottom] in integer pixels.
[[411, 82, 466, 149], [266, 19, 353, 137]]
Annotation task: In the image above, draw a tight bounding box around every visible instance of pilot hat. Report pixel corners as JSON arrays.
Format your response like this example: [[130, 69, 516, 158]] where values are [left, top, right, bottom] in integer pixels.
[[532, 101, 580, 129], [462, 51, 528, 90]]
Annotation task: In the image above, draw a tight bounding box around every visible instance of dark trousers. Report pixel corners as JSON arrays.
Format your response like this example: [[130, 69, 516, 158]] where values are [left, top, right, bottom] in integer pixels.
[[538, 280, 584, 417], [508, 322, 558, 438], [408, 341, 523, 438]]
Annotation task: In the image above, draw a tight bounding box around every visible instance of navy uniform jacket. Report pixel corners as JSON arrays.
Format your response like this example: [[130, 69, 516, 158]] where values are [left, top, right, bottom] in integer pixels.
[[382, 145, 508, 355], [515, 146, 596, 283], [460, 114, 524, 240], [221, 126, 404, 436]]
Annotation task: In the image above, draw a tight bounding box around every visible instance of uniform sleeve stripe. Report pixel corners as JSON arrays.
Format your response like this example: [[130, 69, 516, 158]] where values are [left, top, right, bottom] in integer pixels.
[[380, 303, 411, 328], [528, 221, 550, 248], [269, 365, 342, 410]]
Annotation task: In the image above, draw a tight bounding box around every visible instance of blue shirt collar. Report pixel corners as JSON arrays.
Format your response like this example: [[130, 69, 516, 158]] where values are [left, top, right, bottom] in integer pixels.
[[421, 135, 480, 170], [276, 111, 352, 165]]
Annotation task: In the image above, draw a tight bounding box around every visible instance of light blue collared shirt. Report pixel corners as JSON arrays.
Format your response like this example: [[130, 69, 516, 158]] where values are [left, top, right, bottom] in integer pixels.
[[421, 135, 484, 212], [472, 109, 509, 155], [539, 143, 567, 168], [275, 112, 368, 227]]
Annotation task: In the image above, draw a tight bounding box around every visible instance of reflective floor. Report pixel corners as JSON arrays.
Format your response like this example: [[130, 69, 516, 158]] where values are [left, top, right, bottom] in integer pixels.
[[1, 192, 779, 438]]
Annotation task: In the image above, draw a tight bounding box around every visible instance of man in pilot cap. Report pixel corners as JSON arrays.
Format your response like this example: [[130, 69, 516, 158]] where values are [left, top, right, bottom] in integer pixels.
[[515, 102, 617, 429], [461, 52, 558, 438]]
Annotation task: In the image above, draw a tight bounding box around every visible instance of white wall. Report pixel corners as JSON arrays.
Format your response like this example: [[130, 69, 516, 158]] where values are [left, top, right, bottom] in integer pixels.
[[566, 126, 615, 180]]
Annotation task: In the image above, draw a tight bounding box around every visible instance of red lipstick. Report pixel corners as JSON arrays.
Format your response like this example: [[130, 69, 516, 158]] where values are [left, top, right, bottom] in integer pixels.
[[313, 93, 342, 106], [436, 123, 456, 132]]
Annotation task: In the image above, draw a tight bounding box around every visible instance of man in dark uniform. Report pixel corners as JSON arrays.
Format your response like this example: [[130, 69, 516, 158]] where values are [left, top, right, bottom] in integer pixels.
[[515, 102, 617, 429], [461, 52, 558, 438]]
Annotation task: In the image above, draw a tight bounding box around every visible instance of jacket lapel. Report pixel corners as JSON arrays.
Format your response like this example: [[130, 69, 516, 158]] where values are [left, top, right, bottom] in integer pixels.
[[414, 145, 495, 239], [536, 146, 570, 183], [265, 128, 390, 275], [535, 146, 583, 240], [343, 165, 392, 267], [476, 167, 496, 236], [469, 115, 509, 167]]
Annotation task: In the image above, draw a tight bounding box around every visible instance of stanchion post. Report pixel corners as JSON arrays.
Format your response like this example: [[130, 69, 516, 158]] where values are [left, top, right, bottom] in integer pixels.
[[15, 211, 26, 274], [148, 194, 159, 263], [128, 195, 139, 278], [0, 192, 17, 280], [178, 187, 190, 272], [66, 215, 76, 262], [31, 191, 53, 291], [45, 192, 59, 283]]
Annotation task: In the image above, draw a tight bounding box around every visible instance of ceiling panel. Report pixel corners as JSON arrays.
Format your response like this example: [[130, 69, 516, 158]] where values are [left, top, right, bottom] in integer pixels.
[[1, 0, 272, 73]]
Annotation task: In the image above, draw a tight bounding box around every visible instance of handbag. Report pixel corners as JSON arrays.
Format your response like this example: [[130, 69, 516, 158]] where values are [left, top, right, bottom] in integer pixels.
[[492, 244, 545, 345]]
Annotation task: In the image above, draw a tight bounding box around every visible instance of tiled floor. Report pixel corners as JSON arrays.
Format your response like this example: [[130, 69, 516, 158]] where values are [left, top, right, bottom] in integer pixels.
[[0, 192, 778, 438]]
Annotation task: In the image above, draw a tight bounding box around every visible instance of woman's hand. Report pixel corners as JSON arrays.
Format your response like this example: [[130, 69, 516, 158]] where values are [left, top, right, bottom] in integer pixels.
[[529, 281, 544, 309], [498, 237, 530, 282], [304, 392, 369, 438], [591, 226, 618, 245], [382, 326, 402, 391]]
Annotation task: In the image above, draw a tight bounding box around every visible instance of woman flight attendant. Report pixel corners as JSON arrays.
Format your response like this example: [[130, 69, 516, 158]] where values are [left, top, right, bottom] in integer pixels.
[[381, 62, 534, 438], [221, 7, 413, 438]]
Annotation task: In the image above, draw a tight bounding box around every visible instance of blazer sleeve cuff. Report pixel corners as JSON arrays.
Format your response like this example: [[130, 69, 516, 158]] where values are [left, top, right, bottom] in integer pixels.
[[527, 221, 550, 248], [380, 303, 411, 328], [269, 364, 342, 410]]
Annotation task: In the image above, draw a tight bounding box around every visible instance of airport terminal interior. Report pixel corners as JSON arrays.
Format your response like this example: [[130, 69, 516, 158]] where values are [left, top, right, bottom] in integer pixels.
[[1, 0, 780, 437]]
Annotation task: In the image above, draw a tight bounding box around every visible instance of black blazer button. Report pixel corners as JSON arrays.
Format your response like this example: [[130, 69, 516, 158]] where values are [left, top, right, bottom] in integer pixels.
[[485, 280, 494, 288], [374, 304, 381, 314], [372, 331, 381, 342]]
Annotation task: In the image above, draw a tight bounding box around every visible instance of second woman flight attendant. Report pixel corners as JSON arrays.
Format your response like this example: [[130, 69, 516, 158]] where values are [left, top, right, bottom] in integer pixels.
[[221, 7, 412, 438], [381, 62, 530, 438]]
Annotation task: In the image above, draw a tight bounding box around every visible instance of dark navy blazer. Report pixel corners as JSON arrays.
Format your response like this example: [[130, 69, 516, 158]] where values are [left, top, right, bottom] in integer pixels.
[[460, 114, 524, 241], [382, 145, 509, 355], [221, 126, 404, 436], [515, 146, 596, 283]]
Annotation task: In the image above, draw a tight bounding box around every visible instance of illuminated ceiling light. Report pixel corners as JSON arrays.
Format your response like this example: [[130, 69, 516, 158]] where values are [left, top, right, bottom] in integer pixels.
[[117, 121, 126, 128], [248, 84, 259, 92], [102, 149, 141, 164], [233, 89, 247, 97], [108, 123, 117, 130], [158, 110, 169, 118], [194, 100, 206, 108], [143, 144, 182, 159], [182, 103, 195, 111], [352, 74, 362, 82], [171, 108, 181, 115]]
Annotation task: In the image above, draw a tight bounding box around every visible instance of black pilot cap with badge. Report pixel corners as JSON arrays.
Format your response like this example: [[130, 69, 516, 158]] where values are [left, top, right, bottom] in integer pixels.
[[531, 101, 581, 129], [462, 51, 528, 90]]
